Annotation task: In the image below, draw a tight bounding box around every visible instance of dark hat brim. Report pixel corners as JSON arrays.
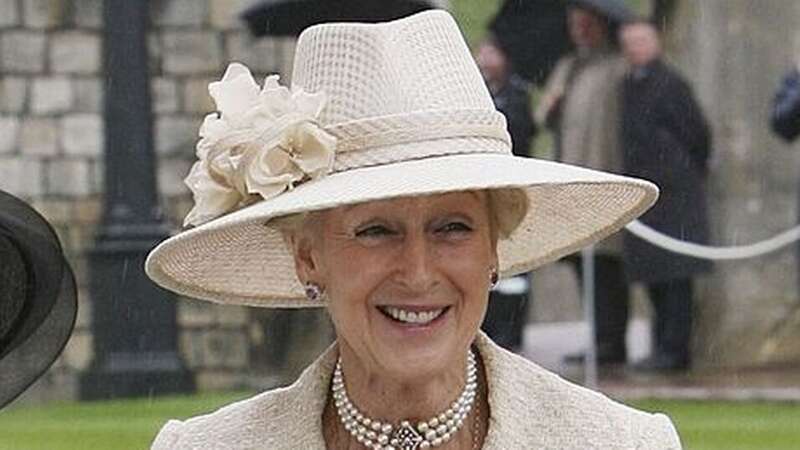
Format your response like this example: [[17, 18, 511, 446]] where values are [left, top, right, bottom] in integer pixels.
[[0, 191, 77, 408]]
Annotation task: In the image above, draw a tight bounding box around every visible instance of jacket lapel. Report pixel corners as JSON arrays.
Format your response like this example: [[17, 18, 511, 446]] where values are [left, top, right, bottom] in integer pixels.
[[270, 342, 338, 449], [274, 333, 541, 449]]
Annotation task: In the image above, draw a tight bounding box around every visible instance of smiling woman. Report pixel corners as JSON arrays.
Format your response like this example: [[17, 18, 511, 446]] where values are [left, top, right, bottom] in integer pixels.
[[290, 192, 497, 449], [144, 9, 678, 450]]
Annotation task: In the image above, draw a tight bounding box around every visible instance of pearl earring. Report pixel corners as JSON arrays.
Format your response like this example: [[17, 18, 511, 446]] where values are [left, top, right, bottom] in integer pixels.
[[490, 267, 499, 288], [304, 281, 324, 302]]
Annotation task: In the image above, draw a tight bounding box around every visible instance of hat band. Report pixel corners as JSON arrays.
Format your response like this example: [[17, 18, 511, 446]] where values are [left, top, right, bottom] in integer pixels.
[[325, 109, 512, 172]]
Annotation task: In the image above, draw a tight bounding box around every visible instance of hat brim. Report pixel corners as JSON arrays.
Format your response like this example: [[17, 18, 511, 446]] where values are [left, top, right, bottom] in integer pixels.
[[0, 262, 76, 408], [0, 190, 77, 408], [146, 148, 657, 308]]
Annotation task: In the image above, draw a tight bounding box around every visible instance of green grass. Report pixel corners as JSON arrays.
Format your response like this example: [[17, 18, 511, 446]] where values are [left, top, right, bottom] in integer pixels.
[[0, 392, 252, 450], [631, 399, 800, 450], [1, 395, 798, 449]]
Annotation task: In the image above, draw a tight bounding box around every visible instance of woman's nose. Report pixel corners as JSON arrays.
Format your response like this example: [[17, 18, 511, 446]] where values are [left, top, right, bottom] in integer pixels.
[[395, 232, 437, 291]]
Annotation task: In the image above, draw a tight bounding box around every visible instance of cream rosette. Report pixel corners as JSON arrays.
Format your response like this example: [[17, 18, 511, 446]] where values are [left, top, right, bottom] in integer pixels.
[[183, 63, 336, 227]]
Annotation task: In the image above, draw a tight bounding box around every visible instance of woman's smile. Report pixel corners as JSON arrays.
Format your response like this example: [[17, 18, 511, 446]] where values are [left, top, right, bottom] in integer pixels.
[[374, 303, 453, 339], [366, 285, 462, 356], [377, 304, 450, 325]]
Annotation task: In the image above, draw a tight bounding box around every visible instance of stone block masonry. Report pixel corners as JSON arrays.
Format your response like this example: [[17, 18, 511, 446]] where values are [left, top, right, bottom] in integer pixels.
[[50, 32, 102, 75], [0, 116, 20, 154], [0, 77, 28, 113], [1, 31, 46, 73], [0, 0, 304, 404], [0, 0, 20, 28], [31, 77, 73, 114], [20, 117, 58, 155]]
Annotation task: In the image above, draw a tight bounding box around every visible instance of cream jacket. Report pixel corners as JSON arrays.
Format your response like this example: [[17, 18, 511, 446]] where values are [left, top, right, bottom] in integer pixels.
[[152, 334, 681, 449]]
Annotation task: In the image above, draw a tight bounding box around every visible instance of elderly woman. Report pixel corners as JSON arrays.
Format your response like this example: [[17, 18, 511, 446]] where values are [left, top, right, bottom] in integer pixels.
[[146, 10, 681, 450]]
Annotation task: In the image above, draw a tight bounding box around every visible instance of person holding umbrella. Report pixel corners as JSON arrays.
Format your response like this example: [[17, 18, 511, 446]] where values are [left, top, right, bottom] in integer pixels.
[[535, 0, 634, 365]]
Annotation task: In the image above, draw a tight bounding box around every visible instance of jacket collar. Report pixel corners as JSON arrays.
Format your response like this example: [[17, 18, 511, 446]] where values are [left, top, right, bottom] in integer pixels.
[[277, 331, 525, 449]]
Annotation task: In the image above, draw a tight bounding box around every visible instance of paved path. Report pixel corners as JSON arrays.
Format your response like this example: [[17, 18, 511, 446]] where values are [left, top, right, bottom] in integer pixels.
[[520, 320, 800, 402]]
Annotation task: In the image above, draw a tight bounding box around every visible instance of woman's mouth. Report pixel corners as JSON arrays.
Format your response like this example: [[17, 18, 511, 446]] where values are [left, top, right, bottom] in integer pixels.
[[377, 305, 449, 325]]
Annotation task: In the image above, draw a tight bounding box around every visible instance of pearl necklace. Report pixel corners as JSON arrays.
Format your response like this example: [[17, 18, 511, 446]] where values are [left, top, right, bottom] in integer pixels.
[[331, 351, 478, 450]]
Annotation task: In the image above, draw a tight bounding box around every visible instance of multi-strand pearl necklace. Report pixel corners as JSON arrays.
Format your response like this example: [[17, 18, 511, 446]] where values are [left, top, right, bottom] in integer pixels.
[[331, 351, 478, 450]]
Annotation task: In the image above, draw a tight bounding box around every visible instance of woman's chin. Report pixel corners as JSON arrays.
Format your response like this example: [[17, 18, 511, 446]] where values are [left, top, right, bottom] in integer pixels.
[[371, 303, 455, 351], [367, 305, 470, 378]]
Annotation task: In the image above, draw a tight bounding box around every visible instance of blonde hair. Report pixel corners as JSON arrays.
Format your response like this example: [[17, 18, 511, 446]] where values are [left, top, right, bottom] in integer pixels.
[[487, 188, 529, 240], [269, 188, 529, 241]]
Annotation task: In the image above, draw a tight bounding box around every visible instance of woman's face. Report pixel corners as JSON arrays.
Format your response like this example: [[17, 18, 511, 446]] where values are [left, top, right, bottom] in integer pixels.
[[292, 191, 497, 380]]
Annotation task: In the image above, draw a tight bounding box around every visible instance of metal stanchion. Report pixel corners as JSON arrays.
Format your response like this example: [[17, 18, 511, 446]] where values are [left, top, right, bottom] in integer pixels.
[[581, 245, 598, 390]]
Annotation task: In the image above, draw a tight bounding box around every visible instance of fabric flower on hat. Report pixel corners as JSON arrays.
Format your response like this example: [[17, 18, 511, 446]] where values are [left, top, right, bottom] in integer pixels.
[[184, 63, 335, 227]]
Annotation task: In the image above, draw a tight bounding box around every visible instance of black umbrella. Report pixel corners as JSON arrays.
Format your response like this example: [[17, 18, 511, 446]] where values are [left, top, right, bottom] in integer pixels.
[[241, 0, 438, 37], [490, 0, 636, 86], [489, 0, 571, 86], [568, 0, 635, 24]]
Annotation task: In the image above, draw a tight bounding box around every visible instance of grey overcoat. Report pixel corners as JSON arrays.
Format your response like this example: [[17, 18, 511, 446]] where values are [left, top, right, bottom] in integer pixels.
[[536, 49, 628, 255]]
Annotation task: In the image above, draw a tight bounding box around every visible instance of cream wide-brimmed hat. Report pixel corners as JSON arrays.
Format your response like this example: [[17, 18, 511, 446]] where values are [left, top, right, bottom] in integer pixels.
[[145, 9, 657, 308]]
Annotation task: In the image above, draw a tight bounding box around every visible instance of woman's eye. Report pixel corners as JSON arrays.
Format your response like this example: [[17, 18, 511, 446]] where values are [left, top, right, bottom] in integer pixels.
[[355, 225, 394, 238], [438, 222, 472, 234]]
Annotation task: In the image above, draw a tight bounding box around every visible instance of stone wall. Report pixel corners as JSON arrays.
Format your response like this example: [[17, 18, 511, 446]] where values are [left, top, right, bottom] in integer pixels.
[[2, 0, 332, 404], [1, 0, 104, 403]]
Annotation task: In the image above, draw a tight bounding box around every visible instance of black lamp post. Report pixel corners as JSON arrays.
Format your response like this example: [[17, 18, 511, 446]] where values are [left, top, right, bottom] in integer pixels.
[[80, 0, 194, 399]]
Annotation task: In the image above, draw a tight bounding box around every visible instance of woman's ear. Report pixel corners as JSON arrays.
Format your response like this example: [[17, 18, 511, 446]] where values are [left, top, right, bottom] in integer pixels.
[[286, 228, 322, 285]]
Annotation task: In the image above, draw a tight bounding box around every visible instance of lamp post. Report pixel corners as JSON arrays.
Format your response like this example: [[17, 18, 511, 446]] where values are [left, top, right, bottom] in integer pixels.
[[80, 0, 194, 399]]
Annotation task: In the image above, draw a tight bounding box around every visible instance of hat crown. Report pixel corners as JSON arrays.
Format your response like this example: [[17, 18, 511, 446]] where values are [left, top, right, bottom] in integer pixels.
[[292, 10, 495, 126]]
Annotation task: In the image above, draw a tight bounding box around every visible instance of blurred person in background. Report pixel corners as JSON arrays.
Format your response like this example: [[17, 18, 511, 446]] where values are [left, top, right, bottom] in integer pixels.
[[476, 36, 537, 158], [619, 20, 712, 372], [771, 58, 800, 141], [476, 36, 536, 352], [536, 0, 633, 366], [769, 37, 800, 355]]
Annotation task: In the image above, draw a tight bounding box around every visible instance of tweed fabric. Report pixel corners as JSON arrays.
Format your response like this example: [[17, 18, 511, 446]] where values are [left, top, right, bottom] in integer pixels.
[[151, 333, 681, 449]]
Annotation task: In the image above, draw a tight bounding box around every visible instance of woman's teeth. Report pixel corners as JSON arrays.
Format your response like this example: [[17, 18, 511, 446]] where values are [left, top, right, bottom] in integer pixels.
[[382, 306, 445, 324]]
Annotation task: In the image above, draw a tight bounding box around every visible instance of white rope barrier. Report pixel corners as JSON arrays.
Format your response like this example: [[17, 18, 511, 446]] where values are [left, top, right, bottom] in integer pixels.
[[625, 220, 800, 260]]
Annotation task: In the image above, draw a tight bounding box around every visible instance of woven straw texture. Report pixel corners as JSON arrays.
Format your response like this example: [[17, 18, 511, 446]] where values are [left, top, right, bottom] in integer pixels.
[[145, 10, 658, 307]]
